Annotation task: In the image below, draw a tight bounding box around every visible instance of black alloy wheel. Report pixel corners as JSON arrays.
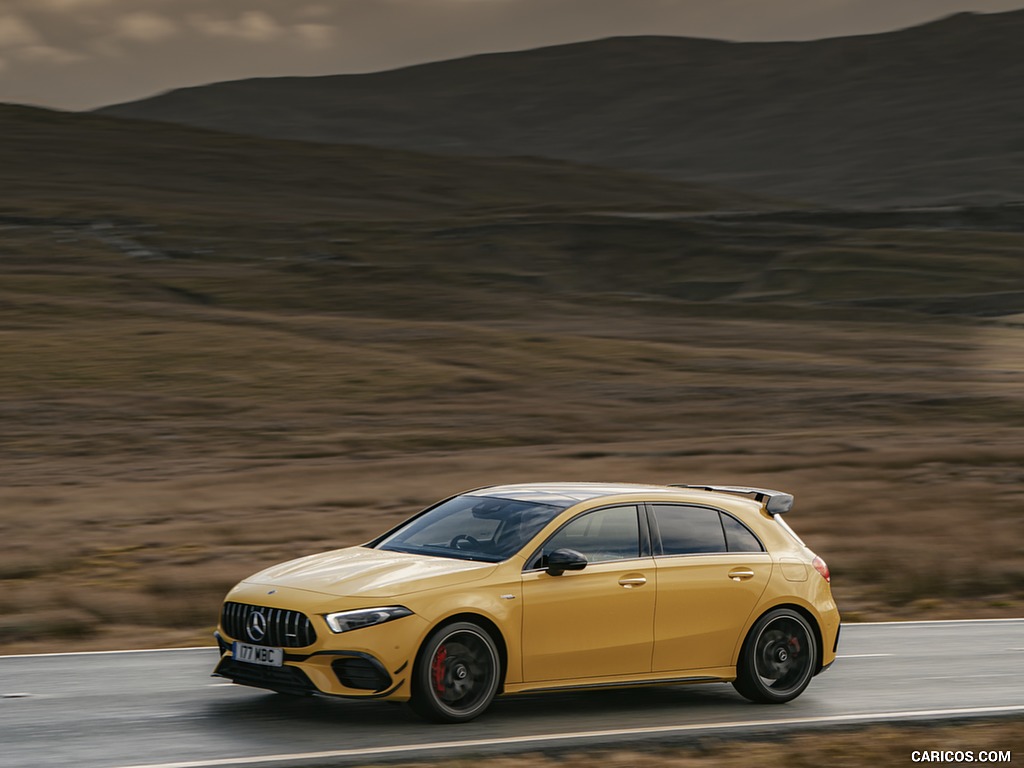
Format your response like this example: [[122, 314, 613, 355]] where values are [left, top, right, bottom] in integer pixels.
[[733, 608, 817, 704], [410, 621, 501, 723]]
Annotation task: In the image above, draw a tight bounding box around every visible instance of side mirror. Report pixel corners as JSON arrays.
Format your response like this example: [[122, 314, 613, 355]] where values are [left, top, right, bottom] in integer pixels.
[[546, 548, 588, 576]]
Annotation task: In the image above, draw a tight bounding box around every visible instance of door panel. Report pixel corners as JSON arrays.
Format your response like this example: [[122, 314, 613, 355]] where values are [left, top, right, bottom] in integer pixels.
[[522, 558, 656, 682], [652, 554, 772, 672]]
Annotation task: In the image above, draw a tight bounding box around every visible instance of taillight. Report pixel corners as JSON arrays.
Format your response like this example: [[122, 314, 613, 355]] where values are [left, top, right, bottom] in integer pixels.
[[812, 555, 830, 583]]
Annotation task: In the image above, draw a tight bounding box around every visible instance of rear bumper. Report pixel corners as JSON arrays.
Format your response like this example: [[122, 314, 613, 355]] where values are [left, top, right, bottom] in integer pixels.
[[817, 621, 840, 675]]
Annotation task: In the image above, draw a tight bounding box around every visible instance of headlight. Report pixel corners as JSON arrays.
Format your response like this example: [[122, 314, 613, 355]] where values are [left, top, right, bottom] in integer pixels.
[[324, 606, 413, 634]]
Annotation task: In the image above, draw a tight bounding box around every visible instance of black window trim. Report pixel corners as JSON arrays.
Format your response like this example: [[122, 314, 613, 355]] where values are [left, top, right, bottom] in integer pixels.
[[523, 503, 650, 573], [645, 502, 766, 557]]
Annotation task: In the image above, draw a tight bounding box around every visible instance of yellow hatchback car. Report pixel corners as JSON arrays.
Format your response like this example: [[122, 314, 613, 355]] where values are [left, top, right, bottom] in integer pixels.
[[214, 483, 840, 722]]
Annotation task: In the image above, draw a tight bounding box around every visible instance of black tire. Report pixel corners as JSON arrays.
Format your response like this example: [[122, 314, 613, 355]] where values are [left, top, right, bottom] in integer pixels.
[[410, 621, 501, 723], [733, 608, 817, 704]]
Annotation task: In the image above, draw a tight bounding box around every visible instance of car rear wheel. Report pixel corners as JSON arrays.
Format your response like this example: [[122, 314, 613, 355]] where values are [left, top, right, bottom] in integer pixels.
[[410, 621, 501, 723], [733, 608, 817, 704]]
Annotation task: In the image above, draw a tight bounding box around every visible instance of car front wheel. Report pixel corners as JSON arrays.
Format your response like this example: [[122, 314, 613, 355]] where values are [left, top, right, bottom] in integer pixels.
[[410, 621, 501, 723], [733, 608, 817, 704]]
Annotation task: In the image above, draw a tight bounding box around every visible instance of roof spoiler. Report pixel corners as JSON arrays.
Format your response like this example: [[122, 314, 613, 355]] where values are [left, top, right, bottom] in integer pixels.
[[670, 484, 794, 515]]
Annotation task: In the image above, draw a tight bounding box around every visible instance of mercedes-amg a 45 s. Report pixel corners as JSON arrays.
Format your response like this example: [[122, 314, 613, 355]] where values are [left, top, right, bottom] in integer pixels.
[[214, 482, 840, 722]]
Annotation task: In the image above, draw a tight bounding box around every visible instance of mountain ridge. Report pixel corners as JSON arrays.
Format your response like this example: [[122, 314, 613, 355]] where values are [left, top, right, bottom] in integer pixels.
[[0, 102, 760, 220], [95, 9, 1024, 207]]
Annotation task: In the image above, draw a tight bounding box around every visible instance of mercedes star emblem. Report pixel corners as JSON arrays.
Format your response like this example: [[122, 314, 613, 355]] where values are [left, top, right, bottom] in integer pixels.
[[246, 611, 268, 642]]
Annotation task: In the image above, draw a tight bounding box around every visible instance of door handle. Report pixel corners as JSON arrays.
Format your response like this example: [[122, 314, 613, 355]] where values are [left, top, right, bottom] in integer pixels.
[[728, 568, 755, 581], [618, 576, 647, 588]]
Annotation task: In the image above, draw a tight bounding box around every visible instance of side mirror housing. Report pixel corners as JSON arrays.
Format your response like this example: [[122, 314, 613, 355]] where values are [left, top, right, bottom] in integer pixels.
[[546, 548, 588, 576]]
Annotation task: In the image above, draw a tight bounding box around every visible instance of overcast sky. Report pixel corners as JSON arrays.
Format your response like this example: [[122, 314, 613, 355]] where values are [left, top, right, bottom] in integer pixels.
[[1, 0, 1022, 111]]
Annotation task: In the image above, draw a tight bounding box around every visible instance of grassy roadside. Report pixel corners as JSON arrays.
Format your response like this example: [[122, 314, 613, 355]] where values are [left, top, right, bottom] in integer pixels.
[[359, 719, 1024, 768]]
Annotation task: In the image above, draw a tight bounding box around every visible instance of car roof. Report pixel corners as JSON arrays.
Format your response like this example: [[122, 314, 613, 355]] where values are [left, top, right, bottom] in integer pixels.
[[474, 482, 700, 505], [472, 481, 792, 515]]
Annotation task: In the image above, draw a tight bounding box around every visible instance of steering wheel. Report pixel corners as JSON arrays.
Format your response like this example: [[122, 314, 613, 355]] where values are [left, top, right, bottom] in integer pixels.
[[449, 534, 481, 551]]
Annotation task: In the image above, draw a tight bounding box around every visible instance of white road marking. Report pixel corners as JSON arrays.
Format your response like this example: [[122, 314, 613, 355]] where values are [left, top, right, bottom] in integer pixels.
[[0, 647, 215, 659], [919, 673, 1020, 681], [836, 653, 892, 658], [848, 618, 1023, 626], [0, 618, 1019, 660], [105, 705, 1024, 768]]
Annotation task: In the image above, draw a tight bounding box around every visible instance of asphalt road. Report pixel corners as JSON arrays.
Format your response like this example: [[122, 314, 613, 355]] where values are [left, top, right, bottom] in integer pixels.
[[1, 620, 1022, 768]]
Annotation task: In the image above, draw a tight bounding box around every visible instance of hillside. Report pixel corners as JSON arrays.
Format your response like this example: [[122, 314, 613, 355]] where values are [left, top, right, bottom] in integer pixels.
[[1, 94, 1023, 651], [0, 104, 752, 222], [97, 10, 1024, 207]]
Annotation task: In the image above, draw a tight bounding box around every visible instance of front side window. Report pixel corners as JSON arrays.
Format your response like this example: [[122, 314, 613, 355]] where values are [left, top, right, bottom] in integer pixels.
[[375, 495, 563, 562], [528, 505, 640, 569]]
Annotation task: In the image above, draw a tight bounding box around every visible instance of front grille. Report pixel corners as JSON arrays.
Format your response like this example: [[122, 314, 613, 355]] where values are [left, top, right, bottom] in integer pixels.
[[221, 602, 317, 648], [215, 657, 317, 696]]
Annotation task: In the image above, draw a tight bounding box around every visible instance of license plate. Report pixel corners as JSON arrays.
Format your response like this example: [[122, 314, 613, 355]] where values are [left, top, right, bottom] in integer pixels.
[[233, 642, 283, 667]]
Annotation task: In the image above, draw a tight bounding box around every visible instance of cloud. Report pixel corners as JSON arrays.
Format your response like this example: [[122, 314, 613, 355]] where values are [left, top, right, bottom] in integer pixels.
[[294, 22, 334, 49], [0, 14, 40, 48], [14, 44, 84, 64], [28, 0, 121, 9], [189, 10, 284, 42], [114, 12, 178, 43], [88, 37, 122, 57], [299, 4, 334, 19]]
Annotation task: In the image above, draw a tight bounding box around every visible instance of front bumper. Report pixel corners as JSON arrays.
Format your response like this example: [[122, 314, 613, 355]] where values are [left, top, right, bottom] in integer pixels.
[[213, 650, 318, 696], [213, 606, 428, 701]]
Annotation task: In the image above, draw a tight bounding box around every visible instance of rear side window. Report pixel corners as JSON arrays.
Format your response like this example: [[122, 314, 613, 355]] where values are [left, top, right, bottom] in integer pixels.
[[652, 504, 764, 555], [721, 513, 765, 552]]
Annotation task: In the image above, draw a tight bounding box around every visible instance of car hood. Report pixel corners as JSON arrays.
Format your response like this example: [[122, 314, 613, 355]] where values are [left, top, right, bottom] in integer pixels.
[[243, 546, 498, 598]]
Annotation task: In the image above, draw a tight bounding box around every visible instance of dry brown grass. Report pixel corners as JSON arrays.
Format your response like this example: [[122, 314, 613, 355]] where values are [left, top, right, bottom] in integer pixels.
[[1, 299, 1020, 653], [0, 109, 1022, 654], [362, 719, 1024, 768]]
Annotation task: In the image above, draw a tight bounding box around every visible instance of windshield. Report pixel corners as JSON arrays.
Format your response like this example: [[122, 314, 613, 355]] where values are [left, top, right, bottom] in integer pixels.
[[374, 494, 564, 562]]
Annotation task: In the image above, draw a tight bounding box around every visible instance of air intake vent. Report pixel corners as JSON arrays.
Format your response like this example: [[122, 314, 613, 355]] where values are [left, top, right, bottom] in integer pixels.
[[332, 655, 392, 692]]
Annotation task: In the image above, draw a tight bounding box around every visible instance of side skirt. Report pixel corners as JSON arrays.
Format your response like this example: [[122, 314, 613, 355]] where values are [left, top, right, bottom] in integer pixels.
[[505, 673, 729, 696]]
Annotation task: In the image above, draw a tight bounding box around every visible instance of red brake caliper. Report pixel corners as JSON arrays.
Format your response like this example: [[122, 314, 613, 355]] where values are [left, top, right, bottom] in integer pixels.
[[431, 645, 448, 695], [788, 636, 801, 655]]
